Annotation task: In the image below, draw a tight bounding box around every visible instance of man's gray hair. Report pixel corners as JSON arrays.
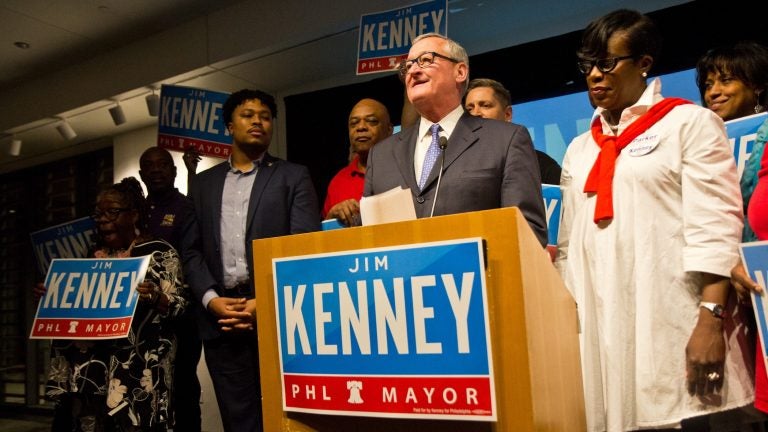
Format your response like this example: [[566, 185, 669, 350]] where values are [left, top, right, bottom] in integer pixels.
[[411, 33, 469, 91]]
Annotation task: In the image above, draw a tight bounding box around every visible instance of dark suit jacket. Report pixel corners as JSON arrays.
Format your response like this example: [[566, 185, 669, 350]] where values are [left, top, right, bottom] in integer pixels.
[[363, 113, 548, 246], [182, 153, 321, 340]]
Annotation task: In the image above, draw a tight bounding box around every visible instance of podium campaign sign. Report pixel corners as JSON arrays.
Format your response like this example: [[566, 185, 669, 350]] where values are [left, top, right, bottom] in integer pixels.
[[30, 257, 150, 340], [273, 238, 496, 421], [157, 84, 231, 158], [30, 216, 97, 276], [356, 0, 447, 75]]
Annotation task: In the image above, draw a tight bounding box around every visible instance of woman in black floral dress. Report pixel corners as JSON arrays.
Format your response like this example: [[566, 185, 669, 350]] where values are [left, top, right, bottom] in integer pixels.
[[46, 177, 189, 431]]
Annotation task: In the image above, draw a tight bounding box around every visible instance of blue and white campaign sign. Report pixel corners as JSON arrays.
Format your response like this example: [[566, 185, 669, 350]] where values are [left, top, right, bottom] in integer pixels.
[[542, 184, 562, 255], [157, 84, 231, 159], [30, 216, 97, 276], [515, 69, 702, 165], [30, 257, 150, 340], [515, 68, 768, 173], [739, 241, 768, 380], [725, 112, 768, 179], [273, 238, 495, 421], [357, 0, 447, 75]]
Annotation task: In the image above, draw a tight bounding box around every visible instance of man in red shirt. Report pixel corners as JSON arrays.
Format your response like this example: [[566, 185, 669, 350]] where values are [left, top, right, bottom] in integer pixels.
[[323, 98, 393, 225]]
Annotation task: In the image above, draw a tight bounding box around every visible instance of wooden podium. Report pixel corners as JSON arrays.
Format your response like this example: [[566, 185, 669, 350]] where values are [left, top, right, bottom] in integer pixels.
[[252, 207, 585, 431]]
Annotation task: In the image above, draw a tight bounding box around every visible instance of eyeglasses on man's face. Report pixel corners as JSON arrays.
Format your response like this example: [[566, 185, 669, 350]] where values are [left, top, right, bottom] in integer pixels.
[[577, 55, 636, 75], [398, 51, 460, 78], [91, 207, 130, 222]]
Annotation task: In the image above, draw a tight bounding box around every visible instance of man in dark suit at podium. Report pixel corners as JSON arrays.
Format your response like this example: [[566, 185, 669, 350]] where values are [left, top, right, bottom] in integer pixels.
[[363, 33, 547, 246], [182, 89, 320, 432]]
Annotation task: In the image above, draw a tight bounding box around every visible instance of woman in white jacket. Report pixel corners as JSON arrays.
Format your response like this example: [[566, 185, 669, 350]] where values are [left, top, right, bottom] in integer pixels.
[[556, 8, 753, 432]]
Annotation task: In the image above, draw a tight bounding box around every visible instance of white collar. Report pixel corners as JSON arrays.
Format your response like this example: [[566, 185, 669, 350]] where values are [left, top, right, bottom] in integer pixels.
[[417, 104, 464, 140]]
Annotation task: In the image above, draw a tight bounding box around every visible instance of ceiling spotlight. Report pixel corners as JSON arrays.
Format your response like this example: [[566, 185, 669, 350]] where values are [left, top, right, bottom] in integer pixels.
[[56, 120, 77, 140], [9, 138, 22, 156], [146, 92, 160, 117], [109, 103, 126, 126]]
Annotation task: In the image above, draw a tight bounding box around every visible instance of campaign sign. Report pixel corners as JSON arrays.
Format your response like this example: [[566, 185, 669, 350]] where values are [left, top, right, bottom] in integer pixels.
[[725, 112, 768, 179], [514, 69, 768, 171], [739, 241, 768, 378], [30, 257, 150, 340], [273, 238, 496, 421], [321, 218, 344, 231], [542, 184, 562, 246], [157, 84, 231, 159], [30, 216, 97, 276], [514, 69, 702, 165], [356, 0, 447, 75], [542, 184, 562, 258]]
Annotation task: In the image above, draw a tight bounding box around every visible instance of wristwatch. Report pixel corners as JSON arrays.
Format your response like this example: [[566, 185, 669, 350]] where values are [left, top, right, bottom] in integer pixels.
[[700, 302, 725, 319]]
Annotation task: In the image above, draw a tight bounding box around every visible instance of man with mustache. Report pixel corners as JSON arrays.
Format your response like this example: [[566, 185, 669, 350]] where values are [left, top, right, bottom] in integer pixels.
[[323, 98, 393, 226]]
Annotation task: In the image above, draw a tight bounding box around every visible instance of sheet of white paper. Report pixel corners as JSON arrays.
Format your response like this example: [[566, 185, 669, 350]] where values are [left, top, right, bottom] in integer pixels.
[[360, 186, 417, 226]]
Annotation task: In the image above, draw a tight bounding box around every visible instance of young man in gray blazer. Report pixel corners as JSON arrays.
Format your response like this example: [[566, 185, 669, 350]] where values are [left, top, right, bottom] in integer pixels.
[[182, 89, 320, 432], [363, 33, 547, 246]]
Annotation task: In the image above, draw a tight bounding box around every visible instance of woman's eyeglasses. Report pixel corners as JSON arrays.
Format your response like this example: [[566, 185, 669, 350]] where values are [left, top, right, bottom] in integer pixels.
[[91, 208, 130, 222], [577, 55, 636, 75]]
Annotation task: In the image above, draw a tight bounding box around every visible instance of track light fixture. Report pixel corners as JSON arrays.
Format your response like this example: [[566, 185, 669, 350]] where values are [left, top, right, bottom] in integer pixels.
[[109, 103, 127, 126], [146, 91, 160, 117], [56, 120, 77, 140], [9, 138, 21, 156]]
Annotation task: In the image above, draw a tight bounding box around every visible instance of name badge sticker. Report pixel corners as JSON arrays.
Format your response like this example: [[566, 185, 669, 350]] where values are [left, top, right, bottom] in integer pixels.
[[625, 133, 660, 157]]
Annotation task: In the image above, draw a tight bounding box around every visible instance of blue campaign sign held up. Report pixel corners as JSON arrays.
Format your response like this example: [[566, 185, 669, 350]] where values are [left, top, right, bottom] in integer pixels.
[[31, 257, 150, 340], [29, 216, 97, 276], [740, 241, 768, 378], [157, 84, 231, 159], [357, 0, 447, 75], [725, 112, 768, 179]]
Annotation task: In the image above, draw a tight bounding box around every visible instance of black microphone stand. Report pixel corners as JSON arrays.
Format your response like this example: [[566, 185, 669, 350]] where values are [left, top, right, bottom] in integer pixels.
[[429, 137, 448, 217]]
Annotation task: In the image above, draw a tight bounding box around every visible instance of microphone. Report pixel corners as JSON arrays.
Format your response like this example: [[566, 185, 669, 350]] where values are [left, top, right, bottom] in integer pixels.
[[429, 136, 449, 217], [438, 136, 448, 151]]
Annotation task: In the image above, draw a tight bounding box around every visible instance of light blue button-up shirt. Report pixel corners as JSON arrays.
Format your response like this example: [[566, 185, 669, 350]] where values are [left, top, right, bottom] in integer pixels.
[[201, 157, 261, 308]]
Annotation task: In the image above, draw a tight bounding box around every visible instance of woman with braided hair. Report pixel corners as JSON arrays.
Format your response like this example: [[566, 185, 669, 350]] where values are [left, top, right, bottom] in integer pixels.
[[45, 177, 189, 431]]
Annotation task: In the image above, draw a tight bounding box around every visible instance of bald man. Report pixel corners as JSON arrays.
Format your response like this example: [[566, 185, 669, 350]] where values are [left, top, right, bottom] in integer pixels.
[[323, 98, 393, 226], [138, 146, 202, 432]]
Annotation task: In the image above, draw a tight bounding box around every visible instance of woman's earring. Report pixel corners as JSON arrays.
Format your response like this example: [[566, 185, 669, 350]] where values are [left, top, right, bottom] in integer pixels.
[[755, 91, 764, 114], [641, 71, 648, 78], [135, 228, 141, 236]]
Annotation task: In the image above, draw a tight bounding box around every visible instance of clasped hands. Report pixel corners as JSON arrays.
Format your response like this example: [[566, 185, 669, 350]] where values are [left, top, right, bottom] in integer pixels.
[[208, 297, 257, 332]]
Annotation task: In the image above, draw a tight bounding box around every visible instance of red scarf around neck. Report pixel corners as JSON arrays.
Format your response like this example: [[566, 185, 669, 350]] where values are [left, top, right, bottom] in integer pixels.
[[584, 97, 691, 224]]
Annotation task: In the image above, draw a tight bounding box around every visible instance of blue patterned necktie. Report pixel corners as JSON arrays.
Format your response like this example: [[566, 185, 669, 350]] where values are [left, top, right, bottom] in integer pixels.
[[418, 123, 441, 189]]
